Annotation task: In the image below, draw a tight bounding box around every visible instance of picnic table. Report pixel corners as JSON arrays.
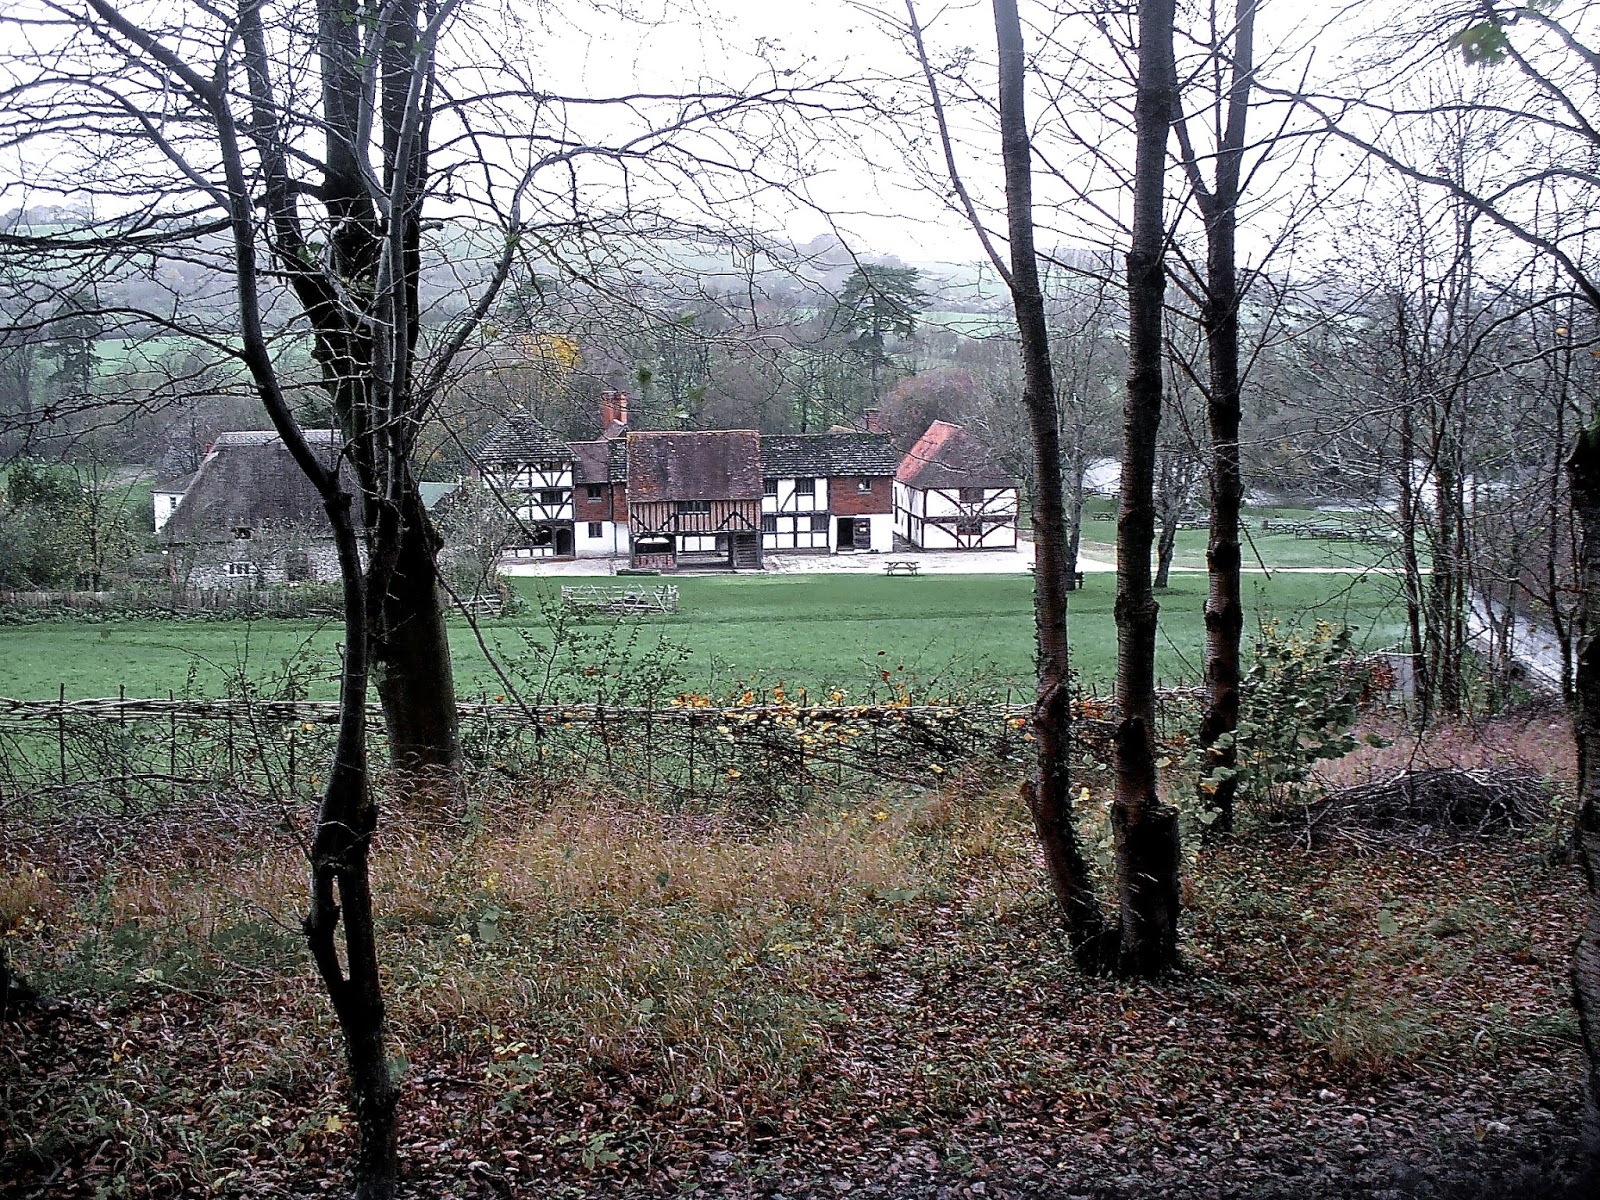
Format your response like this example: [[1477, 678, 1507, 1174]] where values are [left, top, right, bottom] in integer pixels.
[[883, 560, 921, 576]]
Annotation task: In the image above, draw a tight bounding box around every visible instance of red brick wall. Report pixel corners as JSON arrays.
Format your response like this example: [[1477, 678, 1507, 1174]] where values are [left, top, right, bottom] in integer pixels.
[[829, 476, 892, 516]]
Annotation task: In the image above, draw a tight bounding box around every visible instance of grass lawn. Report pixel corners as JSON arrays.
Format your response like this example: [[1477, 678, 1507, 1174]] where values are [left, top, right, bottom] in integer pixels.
[[0, 570, 1409, 701]]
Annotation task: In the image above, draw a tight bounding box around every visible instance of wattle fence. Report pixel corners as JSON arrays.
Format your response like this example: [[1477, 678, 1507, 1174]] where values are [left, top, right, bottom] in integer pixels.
[[0, 692, 1153, 819]]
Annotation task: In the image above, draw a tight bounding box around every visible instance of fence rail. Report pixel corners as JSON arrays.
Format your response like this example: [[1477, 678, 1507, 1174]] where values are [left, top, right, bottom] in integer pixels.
[[0, 691, 1167, 819]]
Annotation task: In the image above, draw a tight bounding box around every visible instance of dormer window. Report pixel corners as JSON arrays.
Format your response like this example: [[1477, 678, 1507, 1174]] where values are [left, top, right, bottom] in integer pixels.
[[233, 526, 252, 540]]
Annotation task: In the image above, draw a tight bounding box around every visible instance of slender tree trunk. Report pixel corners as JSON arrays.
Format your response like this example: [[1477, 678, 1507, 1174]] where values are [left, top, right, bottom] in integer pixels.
[[307, 487, 399, 1200], [1065, 440, 1087, 589], [993, 0, 1110, 967], [1564, 424, 1600, 1162], [1113, 0, 1182, 979], [1184, 0, 1254, 836], [1154, 505, 1179, 589], [1397, 396, 1429, 727]]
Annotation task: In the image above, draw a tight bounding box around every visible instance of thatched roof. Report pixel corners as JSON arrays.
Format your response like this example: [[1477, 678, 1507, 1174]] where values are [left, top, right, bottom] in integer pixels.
[[157, 430, 341, 545]]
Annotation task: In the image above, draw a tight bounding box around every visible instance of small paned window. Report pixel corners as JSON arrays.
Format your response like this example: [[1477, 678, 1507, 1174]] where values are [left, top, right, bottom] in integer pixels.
[[587, 521, 603, 538], [794, 478, 815, 496], [585, 483, 604, 500], [763, 477, 779, 496], [226, 561, 254, 577], [539, 489, 564, 505], [677, 499, 712, 514], [233, 526, 252, 540], [959, 487, 984, 503], [857, 477, 873, 493], [761, 514, 776, 533], [810, 513, 828, 533]]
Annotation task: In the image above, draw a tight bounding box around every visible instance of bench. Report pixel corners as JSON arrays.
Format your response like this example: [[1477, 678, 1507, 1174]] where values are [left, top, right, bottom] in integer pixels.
[[1028, 567, 1087, 588], [883, 560, 921, 576]]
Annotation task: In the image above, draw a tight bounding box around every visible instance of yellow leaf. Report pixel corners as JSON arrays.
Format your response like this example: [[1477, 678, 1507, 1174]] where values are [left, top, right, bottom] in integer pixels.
[[325, 1115, 344, 1133]]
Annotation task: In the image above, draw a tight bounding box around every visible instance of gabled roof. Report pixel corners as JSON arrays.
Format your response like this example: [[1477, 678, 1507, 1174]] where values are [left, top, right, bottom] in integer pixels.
[[896, 421, 1016, 491], [473, 411, 571, 464], [568, 440, 612, 487], [625, 431, 762, 502], [158, 430, 342, 545], [759, 432, 900, 479]]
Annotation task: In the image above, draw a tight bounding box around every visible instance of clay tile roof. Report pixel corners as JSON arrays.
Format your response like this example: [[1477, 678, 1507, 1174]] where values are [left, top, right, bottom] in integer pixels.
[[157, 430, 342, 545], [895, 421, 1016, 491], [568, 440, 611, 486], [625, 431, 762, 501], [759, 432, 899, 478], [472, 411, 572, 464]]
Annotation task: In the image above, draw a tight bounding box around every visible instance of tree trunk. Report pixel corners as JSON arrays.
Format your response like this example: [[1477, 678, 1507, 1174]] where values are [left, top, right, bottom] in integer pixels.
[[1397, 393, 1429, 727], [306, 487, 399, 1200], [1185, 0, 1254, 837], [1065, 441, 1087, 590], [372, 483, 460, 776], [1113, 0, 1182, 979], [1564, 423, 1600, 1162], [1153, 508, 1178, 589], [993, 0, 1110, 968]]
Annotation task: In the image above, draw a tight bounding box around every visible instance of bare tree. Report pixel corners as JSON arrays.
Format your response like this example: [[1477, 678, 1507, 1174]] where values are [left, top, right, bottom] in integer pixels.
[[1, 2, 842, 1193]]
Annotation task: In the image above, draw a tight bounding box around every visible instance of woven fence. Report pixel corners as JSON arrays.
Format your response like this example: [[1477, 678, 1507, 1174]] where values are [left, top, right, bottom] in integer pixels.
[[0, 692, 1156, 821]]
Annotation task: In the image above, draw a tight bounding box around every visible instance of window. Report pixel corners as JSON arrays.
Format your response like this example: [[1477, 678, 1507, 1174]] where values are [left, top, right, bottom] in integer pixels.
[[957, 516, 983, 536], [856, 477, 873, 493], [810, 513, 829, 533], [284, 550, 313, 582], [539, 489, 564, 506], [585, 483, 604, 500], [763, 477, 778, 496], [676, 499, 712, 514], [587, 521, 603, 538], [959, 487, 984, 504], [233, 526, 252, 540], [794, 477, 815, 496], [225, 561, 254, 578], [761, 514, 776, 533]]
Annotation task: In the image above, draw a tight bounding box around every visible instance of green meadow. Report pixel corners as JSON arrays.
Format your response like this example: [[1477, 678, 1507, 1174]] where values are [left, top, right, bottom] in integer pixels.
[[0, 570, 1408, 702]]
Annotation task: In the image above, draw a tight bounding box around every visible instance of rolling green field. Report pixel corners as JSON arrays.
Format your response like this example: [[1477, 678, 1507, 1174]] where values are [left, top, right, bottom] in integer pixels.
[[0, 570, 1408, 702]]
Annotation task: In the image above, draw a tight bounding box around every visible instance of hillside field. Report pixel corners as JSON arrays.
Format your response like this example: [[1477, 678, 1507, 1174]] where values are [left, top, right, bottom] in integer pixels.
[[0, 570, 1408, 702]]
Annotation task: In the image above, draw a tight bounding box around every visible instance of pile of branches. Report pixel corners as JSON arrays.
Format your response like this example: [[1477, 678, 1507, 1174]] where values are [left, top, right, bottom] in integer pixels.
[[1291, 767, 1553, 849]]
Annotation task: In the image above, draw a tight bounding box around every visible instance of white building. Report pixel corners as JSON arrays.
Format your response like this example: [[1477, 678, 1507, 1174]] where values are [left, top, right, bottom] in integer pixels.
[[894, 421, 1019, 550]]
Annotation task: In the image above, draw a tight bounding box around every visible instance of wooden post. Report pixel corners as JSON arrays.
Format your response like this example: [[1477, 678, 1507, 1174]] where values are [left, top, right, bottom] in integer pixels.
[[57, 683, 66, 786], [169, 690, 177, 801], [119, 684, 128, 803]]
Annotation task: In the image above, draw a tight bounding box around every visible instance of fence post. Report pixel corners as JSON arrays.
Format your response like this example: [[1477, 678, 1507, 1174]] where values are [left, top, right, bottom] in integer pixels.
[[688, 712, 696, 802], [57, 682, 66, 786], [644, 700, 654, 796], [169, 689, 177, 801], [119, 683, 129, 803]]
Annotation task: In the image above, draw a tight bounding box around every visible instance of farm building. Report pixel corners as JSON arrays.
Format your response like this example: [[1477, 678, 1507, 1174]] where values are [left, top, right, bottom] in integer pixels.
[[894, 420, 1020, 550], [759, 433, 897, 554], [156, 430, 344, 587], [471, 411, 578, 559], [624, 430, 765, 571], [472, 394, 902, 572]]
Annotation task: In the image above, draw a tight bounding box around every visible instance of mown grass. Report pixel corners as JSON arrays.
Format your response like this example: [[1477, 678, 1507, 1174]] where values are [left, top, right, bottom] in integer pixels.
[[0, 571, 1408, 701]]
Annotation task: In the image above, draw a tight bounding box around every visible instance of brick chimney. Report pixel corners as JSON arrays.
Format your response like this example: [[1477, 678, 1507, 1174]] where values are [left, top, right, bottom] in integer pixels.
[[600, 390, 631, 437], [862, 408, 882, 434]]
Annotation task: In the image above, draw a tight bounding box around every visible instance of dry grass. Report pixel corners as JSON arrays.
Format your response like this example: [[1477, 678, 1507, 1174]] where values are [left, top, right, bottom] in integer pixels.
[[2, 723, 1588, 1197]]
